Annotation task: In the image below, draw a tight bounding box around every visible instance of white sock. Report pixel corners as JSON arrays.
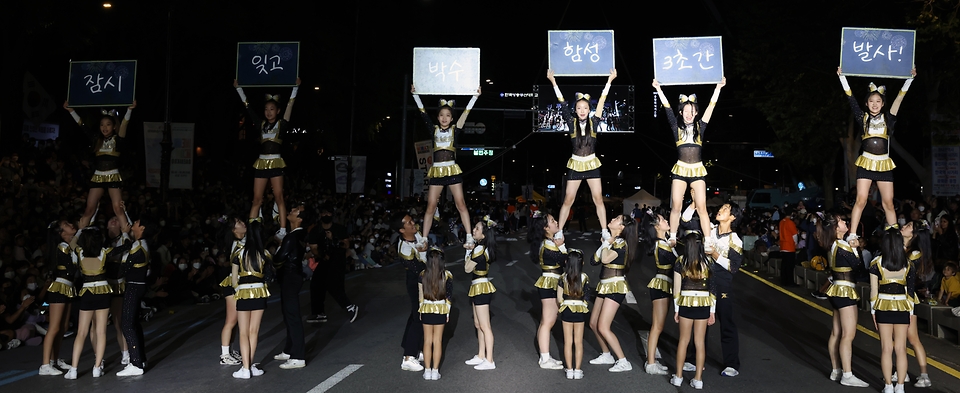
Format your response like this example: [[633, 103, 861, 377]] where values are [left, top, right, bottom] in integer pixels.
[[602, 352, 611, 357], [122, 350, 129, 357], [221, 346, 230, 356], [843, 372, 853, 378], [540, 353, 551, 361]]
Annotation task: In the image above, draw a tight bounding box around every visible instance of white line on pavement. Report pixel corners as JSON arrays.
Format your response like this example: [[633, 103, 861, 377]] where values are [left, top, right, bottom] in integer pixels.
[[306, 364, 363, 393]]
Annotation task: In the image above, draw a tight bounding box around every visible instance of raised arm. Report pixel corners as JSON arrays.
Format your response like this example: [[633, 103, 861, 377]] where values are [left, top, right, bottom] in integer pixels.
[[547, 69, 565, 102], [837, 68, 865, 122], [652, 79, 679, 137], [594, 69, 617, 119], [701, 77, 726, 124], [455, 87, 480, 129], [235, 79, 263, 127], [889, 68, 916, 116], [118, 100, 136, 139], [411, 84, 435, 129], [64, 101, 82, 126], [283, 77, 301, 122]]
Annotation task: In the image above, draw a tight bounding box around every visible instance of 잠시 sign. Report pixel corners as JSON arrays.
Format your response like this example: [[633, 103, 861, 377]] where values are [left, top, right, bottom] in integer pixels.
[[413, 48, 480, 95], [840, 28, 915, 79], [653, 36, 723, 85], [548, 30, 615, 76], [236, 42, 300, 87], [67, 60, 137, 107]]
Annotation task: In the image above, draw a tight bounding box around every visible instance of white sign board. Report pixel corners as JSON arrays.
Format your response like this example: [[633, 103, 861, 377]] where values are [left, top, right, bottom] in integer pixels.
[[413, 48, 480, 95]]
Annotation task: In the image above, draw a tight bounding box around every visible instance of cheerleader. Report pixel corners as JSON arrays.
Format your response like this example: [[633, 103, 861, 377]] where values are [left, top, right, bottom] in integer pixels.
[[870, 229, 915, 393], [900, 219, 933, 387], [464, 217, 498, 370], [65, 226, 130, 380], [105, 216, 128, 366], [558, 249, 589, 380], [671, 232, 716, 390], [652, 78, 726, 247], [639, 207, 675, 375], [233, 78, 300, 238], [419, 248, 453, 381], [410, 85, 481, 247], [38, 220, 79, 376], [837, 67, 916, 244], [63, 100, 136, 229], [545, 69, 618, 241], [527, 210, 567, 369], [231, 217, 271, 379], [273, 204, 310, 369], [817, 213, 869, 387], [587, 214, 636, 372], [216, 217, 246, 366], [116, 216, 157, 376], [709, 203, 744, 377], [396, 214, 427, 372]]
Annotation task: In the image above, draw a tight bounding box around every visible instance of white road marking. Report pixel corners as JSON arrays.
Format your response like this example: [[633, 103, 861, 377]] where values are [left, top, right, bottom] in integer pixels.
[[307, 364, 363, 393], [506, 260, 518, 267]]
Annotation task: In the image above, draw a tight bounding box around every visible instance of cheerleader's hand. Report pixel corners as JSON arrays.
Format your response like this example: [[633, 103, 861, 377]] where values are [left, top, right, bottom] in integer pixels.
[[63, 101, 74, 112], [608, 69, 617, 82], [708, 313, 716, 326], [911, 68, 917, 78], [836, 67, 843, 76], [410, 84, 416, 94], [233, 79, 239, 88], [872, 314, 878, 331], [128, 100, 137, 110], [651, 79, 661, 90], [674, 312, 679, 324], [296, 77, 301, 86], [716, 77, 726, 89], [475, 86, 482, 96], [553, 236, 565, 247], [546, 69, 556, 84]]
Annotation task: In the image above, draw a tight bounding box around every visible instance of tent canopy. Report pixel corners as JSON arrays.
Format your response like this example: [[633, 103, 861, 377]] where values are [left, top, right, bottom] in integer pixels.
[[623, 189, 660, 215], [516, 191, 547, 204]]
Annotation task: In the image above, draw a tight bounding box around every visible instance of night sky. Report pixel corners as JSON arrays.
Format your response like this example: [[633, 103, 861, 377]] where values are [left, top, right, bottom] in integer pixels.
[[0, 0, 941, 200]]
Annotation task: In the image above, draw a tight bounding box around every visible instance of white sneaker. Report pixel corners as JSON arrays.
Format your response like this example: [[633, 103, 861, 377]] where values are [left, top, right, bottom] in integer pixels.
[[56, 359, 70, 370], [895, 384, 906, 393], [116, 364, 144, 376], [608, 358, 632, 372], [474, 360, 496, 370], [566, 369, 574, 379], [654, 361, 668, 371], [683, 362, 697, 372], [63, 367, 77, 380], [418, 352, 424, 362], [891, 372, 910, 383], [401, 357, 424, 371], [670, 375, 683, 387], [250, 364, 264, 377], [721, 367, 739, 377], [39, 364, 63, 376], [233, 367, 250, 379], [882, 385, 894, 393], [220, 353, 241, 365], [279, 359, 305, 369], [423, 369, 432, 380], [829, 368, 842, 381], [690, 378, 704, 390], [432, 369, 440, 380], [465, 355, 483, 366], [645, 363, 668, 375], [914, 373, 932, 388], [539, 357, 563, 370], [92, 364, 103, 378], [274, 352, 291, 361], [573, 369, 583, 380], [589, 352, 616, 365], [840, 373, 869, 387], [121, 352, 130, 365]]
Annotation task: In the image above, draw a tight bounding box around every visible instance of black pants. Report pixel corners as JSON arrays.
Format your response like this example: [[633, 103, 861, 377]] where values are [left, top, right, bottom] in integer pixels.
[[779, 251, 797, 286], [122, 283, 147, 369], [310, 267, 351, 315], [401, 272, 423, 357], [715, 283, 740, 370], [279, 268, 305, 360]]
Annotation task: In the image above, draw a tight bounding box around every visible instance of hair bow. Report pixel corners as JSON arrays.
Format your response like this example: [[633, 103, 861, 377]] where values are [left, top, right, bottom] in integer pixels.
[[439, 99, 455, 108], [100, 108, 119, 117], [531, 210, 544, 219], [483, 215, 497, 228], [575, 92, 591, 101], [567, 248, 583, 257], [920, 219, 930, 230], [48, 220, 59, 230], [265, 94, 281, 102], [868, 82, 886, 95], [428, 245, 445, 254], [679, 94, 697, 103]]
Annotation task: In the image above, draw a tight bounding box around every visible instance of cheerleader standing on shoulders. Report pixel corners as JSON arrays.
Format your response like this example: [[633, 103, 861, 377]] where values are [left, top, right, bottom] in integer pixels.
[[709, 203, 743, 378], [671, 232, 716, 390], [527, 210, 567, 369], [38, 220, 79, 376], [419, 248, 454, 381], [217, 217, 247, 366], [231, 216, 271, 379], [837, 67, 916, 244], [116, 215, 158, 376], [464, 217, 498, 370], [558, 249, 589, 380], [63, 100, 136, 229], [396, 214, 427, 372], [639, 207, 675, 375], [901, 219, 932, 387], [817, 213, 869, 387], [870, 229, 916, 393], [652, 78, 726, 248], [411, 85, 481, 247], [545, 69, 617, 241], [233, 78, 300, 239], [588, 214, 636, 372]]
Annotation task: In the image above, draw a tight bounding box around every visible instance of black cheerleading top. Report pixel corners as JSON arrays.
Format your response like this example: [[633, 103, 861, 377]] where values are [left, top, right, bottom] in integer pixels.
[[47, 242, 78, 298], [824, 240, 861, 300], [231, 245, 272, 300], [246, 105, 290, 171], [398, 238, 426, 275], [868, 256, 916, 313], [711, 229, 744, 288], [592, 238, 630, 295], [663, 105, 707, 166], [534, 239, 567, 290], [419, 270, 454, 315], [674, 257, 717, 311], [121, 239, 150, 283], [647, 239, 677, 294], [466, 244, 496, 297]]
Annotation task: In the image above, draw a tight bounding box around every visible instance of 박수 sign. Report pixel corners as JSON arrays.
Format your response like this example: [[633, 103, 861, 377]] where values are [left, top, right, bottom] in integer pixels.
[[548, 30, 615, 76], [236, 42, 300, 87], [413, 48, 480, 96], [840, 28, 915, 79], [67, 60, 137, 107], [653, 36, 723, 85]]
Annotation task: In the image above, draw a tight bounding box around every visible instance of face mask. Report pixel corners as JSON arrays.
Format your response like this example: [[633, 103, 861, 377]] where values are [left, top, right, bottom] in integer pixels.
[[321, 216, 333, 224], [801, 233, 807, 240], [160, 220, 166, 227], [374, 234, 380, 239], [27, 283, 37, 291], [369, 239, 375, 243], [205, 219, 211, 225], [192, 262, 201, 270], [178, 264, 188, 271], [4, 271, 13, 279], [898, 218, 907, 226], [918, 206, 925, 212], [212, 248, 219, 256]]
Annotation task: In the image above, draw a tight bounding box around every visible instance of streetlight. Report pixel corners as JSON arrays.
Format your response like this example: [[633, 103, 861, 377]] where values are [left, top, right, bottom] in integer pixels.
[[103, 2, 112, 8]]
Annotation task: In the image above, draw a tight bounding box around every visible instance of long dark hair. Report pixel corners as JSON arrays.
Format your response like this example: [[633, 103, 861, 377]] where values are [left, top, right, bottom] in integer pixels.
[[880, 228, 906, 271], [639, 207, 667, 255], [78, 227, 104, 258], [616, 214, 639, 268], [816, 213, 843, 249], [527, 212, 549, 263], [564, 249, 585, 298], [44, 220, 74, 263], [475, 220, 498, 262], [679, 232, 709, 280], [217, 216, 245, 255], [678, 100, 701, 141], [243, 219, 266, 272], [423, 249, 446, 301], [906, 219, 933, 277]]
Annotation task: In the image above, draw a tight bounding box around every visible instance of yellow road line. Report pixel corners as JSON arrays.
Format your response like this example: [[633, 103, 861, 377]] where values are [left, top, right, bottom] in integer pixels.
[[741, 269, 960, 380]]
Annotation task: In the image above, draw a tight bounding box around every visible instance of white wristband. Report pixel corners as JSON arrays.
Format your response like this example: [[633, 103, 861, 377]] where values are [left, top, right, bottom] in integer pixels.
[[710, 87, 721, 103], [290, 86, 299, 99], [412, 94, 424, 110], [465, 95, 478, 111], [839, 75, 851, 93], [70, 111, 81, 124], [558, 244, 568, 254], [900, 78, 913, 92], [124, 108, 132, 121], [236, 87, 247, 103], [553, 85, 564, 101], [600, 83, 611, 98]]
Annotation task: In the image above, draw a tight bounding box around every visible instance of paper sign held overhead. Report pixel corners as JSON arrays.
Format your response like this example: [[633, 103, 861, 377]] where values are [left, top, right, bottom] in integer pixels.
[[839, 28, 915, 79], [236, 42, 300, 87], [413, 48, 480, 96], [67, 60, 137, 107], [548, 30, 615, 76], [653, 36, 723, 85]]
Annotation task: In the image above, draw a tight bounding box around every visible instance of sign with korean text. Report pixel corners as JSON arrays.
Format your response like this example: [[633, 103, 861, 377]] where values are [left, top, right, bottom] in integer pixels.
[[653, 36, 723, 85], [840, 28, 915, 79], [67, 60, 137, 107], [412, 48, 480, 95], [548, 30, 615, 76], [236, 42, 300, 87]]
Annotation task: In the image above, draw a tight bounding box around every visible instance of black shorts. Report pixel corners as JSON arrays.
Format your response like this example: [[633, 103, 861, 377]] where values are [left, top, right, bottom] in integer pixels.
[[421, 313, 447, 325], [875, 310, 910, 325], [650, 288, 671, 301], [671, 174, 705, 183], [829, 296, 858, 310], [560, 308, 587, 323], [236, 298, 267, 311], [471, 293, 492, 306], [91, 181, 122, 189], [45, 292, 72, 304], [679, 306, 710, 320], [856, 167, 893, 182], [222, 286, 236, 297], [254, 168, 284, 179], [567, 168, 600, 180], [537, 287, 557, 300], [429, 175, 462, 186], [597, 292, 626, 304], [80, 293, 112, 311]]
